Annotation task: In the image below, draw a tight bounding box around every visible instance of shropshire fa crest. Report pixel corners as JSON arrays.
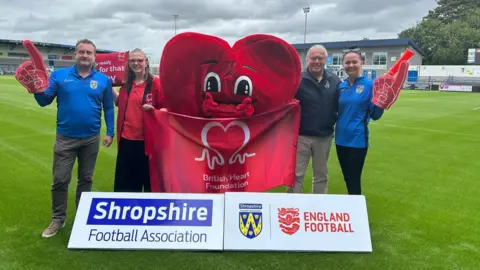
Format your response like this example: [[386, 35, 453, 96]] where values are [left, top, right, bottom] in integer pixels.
[[239, 203, 262, 239], [90, 80, 98, 89], [356, 85, 364, 93]]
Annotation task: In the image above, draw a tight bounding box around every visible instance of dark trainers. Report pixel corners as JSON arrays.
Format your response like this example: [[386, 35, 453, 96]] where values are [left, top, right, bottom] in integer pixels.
[[41, 220, 65, 238]]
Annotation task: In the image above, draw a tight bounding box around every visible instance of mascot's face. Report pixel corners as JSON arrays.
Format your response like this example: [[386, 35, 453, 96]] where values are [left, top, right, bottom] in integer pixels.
[[160, 32, 301, 118]]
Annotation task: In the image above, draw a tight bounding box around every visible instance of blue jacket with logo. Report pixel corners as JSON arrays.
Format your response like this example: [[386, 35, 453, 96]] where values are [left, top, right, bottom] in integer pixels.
[[34, 65, 114, 138], [335, 76, 384, 148]]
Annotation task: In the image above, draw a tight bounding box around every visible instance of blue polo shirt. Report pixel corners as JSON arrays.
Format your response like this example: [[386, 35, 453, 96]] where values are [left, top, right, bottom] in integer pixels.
[[34, 65, 114, 139], [335, 76, 384, 148]]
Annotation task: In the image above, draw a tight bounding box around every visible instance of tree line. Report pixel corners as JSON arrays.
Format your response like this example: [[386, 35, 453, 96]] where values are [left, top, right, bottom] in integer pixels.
[[398, 0, 480, 65]]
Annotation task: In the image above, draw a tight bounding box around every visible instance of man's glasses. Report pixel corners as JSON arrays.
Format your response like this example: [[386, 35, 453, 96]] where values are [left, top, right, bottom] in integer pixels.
[[309, 56, 325, 61]]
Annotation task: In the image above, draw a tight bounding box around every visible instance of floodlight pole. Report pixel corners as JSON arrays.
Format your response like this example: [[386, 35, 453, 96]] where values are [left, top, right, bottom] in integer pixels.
[[173, 14, 179, 35], [303, 6, 310, 44], [303, 6, 310, 67]]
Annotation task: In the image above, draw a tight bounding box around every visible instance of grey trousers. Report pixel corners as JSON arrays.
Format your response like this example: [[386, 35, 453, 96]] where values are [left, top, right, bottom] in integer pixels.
[[51, 133, 100, 223], [287, 135, 333, 194]]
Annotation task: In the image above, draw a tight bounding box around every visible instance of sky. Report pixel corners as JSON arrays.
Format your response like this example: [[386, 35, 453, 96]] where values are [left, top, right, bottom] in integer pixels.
[[0, 0, 438, 62]]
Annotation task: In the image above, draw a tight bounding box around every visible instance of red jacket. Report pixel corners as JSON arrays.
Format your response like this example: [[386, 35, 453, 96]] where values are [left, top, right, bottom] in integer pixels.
[[114, 76, 164, 147]]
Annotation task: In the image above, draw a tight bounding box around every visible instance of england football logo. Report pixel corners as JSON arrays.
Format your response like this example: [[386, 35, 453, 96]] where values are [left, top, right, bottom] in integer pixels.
[[278, 208, 300, 235]]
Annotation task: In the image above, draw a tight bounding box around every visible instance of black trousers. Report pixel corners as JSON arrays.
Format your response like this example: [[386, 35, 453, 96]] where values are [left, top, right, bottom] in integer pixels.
[[114, 138, 151, 192], [336, 144, 368, 195]]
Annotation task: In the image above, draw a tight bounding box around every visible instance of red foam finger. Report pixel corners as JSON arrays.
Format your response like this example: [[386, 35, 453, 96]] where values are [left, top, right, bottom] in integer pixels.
[[15, 70, 29, 82], [377, 77, 388, 89], [392, 61, 409, 92], [14, 60, 48, 93], [372, 77, 391, 109], [24, 64, 36, 75], [22, 40, 47, 73], [16, 61, 32, 73], [373, 77, 380, 90], [20, 63, 39, 80], [15, 73, 29, 87], [16, 63, 35, 82], [378, 93, 388, 103], [17, 67, 30, 79], [386, 76, 395, 90], [33, 80, 45, 90], [387, 48, 414, 76]]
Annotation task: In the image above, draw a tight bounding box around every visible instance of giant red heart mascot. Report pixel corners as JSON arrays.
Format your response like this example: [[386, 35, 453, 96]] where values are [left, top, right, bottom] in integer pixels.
[[144, 32, 302, 193], [159, 32, 301, 117]]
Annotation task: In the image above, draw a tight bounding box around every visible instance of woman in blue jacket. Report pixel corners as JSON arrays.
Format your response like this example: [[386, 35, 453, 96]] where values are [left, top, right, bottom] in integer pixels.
[[335, 46, 384, 195]]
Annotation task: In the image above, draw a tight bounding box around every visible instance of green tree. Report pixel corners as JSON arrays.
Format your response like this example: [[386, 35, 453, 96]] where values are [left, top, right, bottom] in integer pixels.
[[398, 19, 443, 64], [464, 8, 480, 31], [398, 4, 480, 65], [426, 0, 480, 23], [433, 19, 480, 64]]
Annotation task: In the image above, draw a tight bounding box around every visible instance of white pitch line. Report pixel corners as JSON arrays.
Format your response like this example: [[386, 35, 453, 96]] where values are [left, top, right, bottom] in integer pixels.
[[473, 107, 480, 110], [373, 123, 480, 138]]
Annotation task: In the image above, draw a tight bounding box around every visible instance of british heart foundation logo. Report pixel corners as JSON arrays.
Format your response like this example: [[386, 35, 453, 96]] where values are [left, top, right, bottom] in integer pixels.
[[278, 208, 301, 235], [194, 120, 256, 170]]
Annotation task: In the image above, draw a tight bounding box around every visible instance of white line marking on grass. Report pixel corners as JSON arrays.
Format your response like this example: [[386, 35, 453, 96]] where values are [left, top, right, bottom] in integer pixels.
[[373, 123, 480, 138], [473, 107, 480, 110], [400, 91, 427, 94]]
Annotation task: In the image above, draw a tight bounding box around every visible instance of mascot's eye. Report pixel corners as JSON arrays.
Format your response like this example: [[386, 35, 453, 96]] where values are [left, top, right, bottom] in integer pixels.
[[234, 75, 253, 96], [204, 72, 221, 93]]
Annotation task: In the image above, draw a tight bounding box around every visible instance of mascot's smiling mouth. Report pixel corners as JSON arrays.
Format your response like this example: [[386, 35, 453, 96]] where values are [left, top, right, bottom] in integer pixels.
[[202, 92, 254, 118]]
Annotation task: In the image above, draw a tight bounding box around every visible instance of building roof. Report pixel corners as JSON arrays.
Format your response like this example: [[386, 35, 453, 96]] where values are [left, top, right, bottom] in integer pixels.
[[291, 38, 426, 57], [0, 39, 116, 53]]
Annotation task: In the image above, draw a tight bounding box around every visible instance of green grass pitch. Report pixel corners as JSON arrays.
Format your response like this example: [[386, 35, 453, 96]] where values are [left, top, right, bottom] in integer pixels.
[[0, 75, 479, 269]]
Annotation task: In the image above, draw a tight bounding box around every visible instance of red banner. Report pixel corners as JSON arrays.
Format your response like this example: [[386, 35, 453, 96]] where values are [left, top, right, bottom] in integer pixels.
[[144, 101, 300, 193], [95, 51, 128, 86]]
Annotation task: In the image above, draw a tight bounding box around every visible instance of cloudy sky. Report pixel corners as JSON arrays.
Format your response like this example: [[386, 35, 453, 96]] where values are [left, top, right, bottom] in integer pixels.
[[0, 0, 437, 62]]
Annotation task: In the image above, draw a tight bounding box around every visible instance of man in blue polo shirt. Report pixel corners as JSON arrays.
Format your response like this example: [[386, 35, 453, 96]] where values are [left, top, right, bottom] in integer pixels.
[[29, 39, 114, 238]]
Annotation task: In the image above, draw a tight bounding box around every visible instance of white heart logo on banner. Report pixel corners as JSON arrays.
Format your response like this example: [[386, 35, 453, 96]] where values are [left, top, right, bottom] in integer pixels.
[[195, 120, 256, 170]]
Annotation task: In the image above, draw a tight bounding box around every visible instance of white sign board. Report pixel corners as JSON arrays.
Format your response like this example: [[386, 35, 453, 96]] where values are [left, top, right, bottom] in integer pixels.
[[467, 48, 475, 64], [223, 192, 372, 252], [439, 84, 472, 92], [68, 192, 225, 250]]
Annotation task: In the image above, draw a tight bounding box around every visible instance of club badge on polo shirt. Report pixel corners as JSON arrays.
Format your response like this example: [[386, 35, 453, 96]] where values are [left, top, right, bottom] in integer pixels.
[[356, 85, 364, 93], [90, 80, 98, 89]]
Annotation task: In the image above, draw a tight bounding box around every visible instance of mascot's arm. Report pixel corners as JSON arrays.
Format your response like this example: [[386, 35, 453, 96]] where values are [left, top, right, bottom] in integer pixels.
[[153, 78, 166, 110]]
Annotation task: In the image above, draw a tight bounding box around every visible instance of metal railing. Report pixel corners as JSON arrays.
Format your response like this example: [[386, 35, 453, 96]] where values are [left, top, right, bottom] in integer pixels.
[[405, 76, 480, 90]]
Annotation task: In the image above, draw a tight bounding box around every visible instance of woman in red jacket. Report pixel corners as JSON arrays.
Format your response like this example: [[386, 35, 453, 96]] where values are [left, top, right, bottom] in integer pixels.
[[112, 48, 164, 192]]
